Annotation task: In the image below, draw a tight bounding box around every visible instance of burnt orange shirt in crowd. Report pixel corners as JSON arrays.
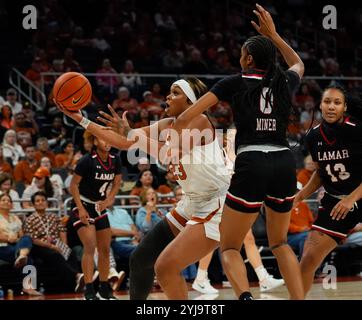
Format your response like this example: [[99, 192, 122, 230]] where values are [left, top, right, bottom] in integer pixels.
[[297, 169, 314, 188], [55, 153, 67, 168], [35, 150, 56, 166], [0, 160, 13, 175], [289, 201, 314, 233], [14, 160, 39, 185]]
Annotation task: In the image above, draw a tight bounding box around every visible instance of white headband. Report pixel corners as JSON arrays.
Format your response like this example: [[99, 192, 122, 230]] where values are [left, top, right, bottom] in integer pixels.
[[172, 79, 197, 103]]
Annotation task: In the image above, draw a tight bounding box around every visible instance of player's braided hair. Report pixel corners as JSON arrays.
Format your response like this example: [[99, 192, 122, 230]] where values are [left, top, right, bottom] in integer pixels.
[[243, 35, 293, 119]]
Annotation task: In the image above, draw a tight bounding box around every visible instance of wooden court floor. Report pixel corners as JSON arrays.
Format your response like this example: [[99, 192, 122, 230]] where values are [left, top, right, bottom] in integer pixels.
[[7, 276, 362, 300]]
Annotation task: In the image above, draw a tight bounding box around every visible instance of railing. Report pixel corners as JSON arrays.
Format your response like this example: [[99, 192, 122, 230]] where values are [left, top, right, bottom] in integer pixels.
[[63, 195, 175, 217], [9, 68, 47, 111], [11, 197, 62, 217]]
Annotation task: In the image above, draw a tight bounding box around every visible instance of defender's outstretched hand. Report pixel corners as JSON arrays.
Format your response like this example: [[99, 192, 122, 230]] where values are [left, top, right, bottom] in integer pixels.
[[251, 3, 277, 38], [97, 105, 131, 137]]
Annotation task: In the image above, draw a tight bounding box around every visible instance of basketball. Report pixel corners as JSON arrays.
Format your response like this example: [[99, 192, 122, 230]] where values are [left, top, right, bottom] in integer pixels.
[[53, 72, 92, 111]]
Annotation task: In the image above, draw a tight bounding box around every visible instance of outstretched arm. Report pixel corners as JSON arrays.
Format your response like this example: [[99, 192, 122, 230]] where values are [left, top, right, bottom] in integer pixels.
[[251, 4, 304, 78], [54, 100, 135, 150]]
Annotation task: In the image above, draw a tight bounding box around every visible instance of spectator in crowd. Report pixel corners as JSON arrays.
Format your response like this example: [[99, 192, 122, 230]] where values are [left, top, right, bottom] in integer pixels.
[[2, 129, 25, 167], [120, 60, 142, 91], [63, 48, 82, 72], [4, 89, 23, 115], [0, 146, 13, 176], [149, 83, 165, 105], [111, 86, 139, 121], [55, 140, 82, 169], [183, 48, 209, 74], [133, 109, 150, 129], [300, 96, 322, 132], [14, 145, 39, 186], [24, 191, 84, 292], [34, 137, 56, 165], [0, 105, 14, 130], [0, 173, 21, 211], [139, 90, 164, 120], [130, 169, 159, 205], [135, 188, 166, 235], [40, 156, 64, 199], [25, 57, 42, 88], [11, 111, 39, 141], [108, 204, 140, 264], [91, 29, 111, 53], [0, 193, 32, 268], [157, 170, 177, 204], [43, 116, 67, 150], [22, 167, 61, 209], [96, 58, 121, 95], [345, 223, 362, 246]]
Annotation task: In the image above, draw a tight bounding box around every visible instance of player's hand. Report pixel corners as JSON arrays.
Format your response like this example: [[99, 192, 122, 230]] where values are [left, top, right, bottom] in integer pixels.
[[95, 199, 111, 213], [97, 105, 131, 137], [53, 98, 83, 123], [251, 4, 277, 38], [330, 197, 356, 220], [78, 207, 90, 225]]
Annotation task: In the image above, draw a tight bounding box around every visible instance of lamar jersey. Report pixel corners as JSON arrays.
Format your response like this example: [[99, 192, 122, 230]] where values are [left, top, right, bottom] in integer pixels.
[[210, 69, 300, 149], [306, 116, 362, 196], [75, 152, 122, 202]]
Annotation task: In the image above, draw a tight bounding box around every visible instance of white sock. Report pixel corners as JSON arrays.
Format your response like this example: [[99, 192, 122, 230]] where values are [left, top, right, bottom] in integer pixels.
[[195, 268, 208, 281], [255, 266, 269, 282]]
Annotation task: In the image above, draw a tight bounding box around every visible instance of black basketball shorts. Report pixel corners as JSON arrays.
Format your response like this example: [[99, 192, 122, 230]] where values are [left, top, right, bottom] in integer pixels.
[[225, 150, 296, 213], [70, 200, 110, 231], [312, 193, 361, 243]]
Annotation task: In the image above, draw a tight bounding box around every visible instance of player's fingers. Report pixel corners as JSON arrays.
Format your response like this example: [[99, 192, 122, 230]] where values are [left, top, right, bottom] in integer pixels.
[[107, 104, 120, 118], [122, 111, 129, 121], [251, 21, 261, 32], [99, 110, 115, 121], [97, 116, 114, 127], [253, 9, 262, 20], [256, 3, 267, 13], [330, 204, 339, 219], [336, 208, 347, 220]]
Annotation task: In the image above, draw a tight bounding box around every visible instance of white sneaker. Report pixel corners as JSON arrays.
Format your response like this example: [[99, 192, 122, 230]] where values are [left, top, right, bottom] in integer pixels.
[[192, 279, 219, 294], [259, 275, 285, 292]]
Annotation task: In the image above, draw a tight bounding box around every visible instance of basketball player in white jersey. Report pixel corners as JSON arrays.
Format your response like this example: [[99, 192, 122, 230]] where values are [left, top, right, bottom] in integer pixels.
[[54, 77, 230, 299]]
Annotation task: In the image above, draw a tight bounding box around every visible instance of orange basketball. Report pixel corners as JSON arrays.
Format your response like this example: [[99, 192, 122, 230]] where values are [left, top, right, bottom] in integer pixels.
[[53, 72, 92, 111]]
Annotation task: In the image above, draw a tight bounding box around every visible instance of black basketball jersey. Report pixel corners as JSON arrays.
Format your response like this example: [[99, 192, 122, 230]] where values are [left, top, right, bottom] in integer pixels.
[[306, 116, 362, 196], [75, 152, 122, 201], [210, 69, 300, 149]]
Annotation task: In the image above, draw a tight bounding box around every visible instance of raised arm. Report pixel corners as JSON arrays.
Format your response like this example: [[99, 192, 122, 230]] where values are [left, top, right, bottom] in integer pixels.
[[251, 4, 304, 78]]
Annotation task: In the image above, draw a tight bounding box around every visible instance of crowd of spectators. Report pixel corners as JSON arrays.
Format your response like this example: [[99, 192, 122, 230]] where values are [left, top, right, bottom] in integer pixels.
[[0, 0, 361, 294]]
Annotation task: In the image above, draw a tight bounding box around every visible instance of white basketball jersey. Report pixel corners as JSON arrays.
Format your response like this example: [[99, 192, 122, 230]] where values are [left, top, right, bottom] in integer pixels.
[[168, 138, 231, 199]]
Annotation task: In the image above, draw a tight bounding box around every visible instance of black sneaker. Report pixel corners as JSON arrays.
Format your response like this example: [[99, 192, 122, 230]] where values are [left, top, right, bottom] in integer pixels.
[[84, 286, 100, 300], [239, 291, 254, 300], [97, 282, 118, 300]]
